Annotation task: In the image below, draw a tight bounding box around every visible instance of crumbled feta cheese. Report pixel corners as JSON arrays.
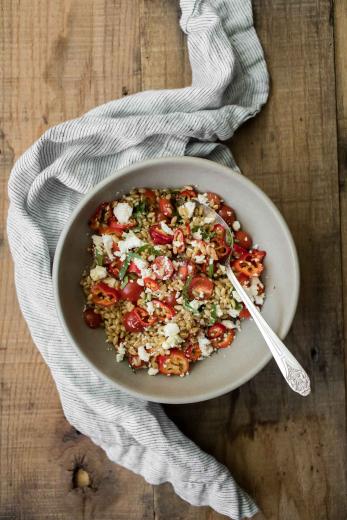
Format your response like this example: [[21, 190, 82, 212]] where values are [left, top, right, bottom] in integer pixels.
[[216, 305, 223, 317], [102, 234, 115, 260], [232, 290, 242, 303], [204, 214, 215, 224], [116, 343, 126, 363], [133, 257, 147, 270], [185, 201, 196, 218], [160, 221, 174, 235], [198, 335, 213, 357], [194, 254, 206, 264], [222, 320, 237, 329], [146, 301, 154, 315], [138, 345, 150, 362], [189, 299, 203, 311], [148, 367, 159, 376], [92, 235, 104, 254], [113, 202, 133, 224], [117, 231, 144, 254], [103, 277, 117, 288], [232, 220, 241, 231], [90, 266, 107, 281], [163, 322, 180, 337], [176, 296, 184, 304], [197, 193, 209, 205], [228, 307, 241, 318], [192, 229, 203, 240], [137, 279, 144, 286], [162, 334, 182, 350]]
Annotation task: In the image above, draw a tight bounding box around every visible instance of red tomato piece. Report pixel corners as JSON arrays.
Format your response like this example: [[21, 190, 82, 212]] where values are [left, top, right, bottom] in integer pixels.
[[251, 249, 267, 262], [149, 225, 173, 245], [236, 272, 251, 286], [188, 275, 214, 300], [180, 189, 197, 198], [212, 224, 226, 239], [127, 355, 146, 369], [164, 293, 177, 307], [239, 307, 251, 319], [232, 251, 264, 278], [212, 238, 231, 260], [232, 244, 248, 259], [83, 308, 102, 328], [120, 281, 143, 302], [123, 307, 157, 332], [143, 278, 160, 291], [128, 261, 141, 276], [106, 258, 123, 278], [152, 256, 174, 280], [143, 189, 156, 205], [184, 343, 202, 362], [91, 282, 120, 307], [218, 204, 236, 226], [89, 202, 112, 232], [235, 230, 253, 250], [207, 323, 227, 339], [211, 330, 235, 349], [173, 229, 185, 254], [177, 261, 196, 281], [157, 349, 190, 376], [159, 198, 173, 217], [152, 299, 176, 320], [207, 192, 222, 208]]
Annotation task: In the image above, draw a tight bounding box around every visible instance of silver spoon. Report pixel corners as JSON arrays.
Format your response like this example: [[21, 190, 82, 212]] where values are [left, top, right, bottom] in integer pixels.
[[195, 200, 311, 396]]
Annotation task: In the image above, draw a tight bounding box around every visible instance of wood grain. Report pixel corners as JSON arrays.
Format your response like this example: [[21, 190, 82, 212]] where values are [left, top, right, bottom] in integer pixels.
[[1, 0, 347, 519]]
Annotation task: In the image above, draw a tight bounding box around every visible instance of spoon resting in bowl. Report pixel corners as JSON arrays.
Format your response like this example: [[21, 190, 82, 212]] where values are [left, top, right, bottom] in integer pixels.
[[195, 200, 311, 397]]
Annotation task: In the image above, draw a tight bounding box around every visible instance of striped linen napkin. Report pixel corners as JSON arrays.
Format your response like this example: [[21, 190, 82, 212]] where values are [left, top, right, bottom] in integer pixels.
[[7, 0, 268, 518]]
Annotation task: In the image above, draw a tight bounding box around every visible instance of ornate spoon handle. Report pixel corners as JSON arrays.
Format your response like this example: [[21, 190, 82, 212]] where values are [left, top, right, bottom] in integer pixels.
[[226, 264, 311, 396]]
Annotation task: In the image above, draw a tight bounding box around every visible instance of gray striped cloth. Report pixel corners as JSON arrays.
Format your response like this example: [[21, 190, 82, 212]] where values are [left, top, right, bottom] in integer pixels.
[[7, 1, 268, 518]]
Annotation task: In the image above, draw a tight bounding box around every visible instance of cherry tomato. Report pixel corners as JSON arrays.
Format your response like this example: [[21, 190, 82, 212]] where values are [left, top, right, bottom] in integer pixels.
[[173, 229, 185, 254], [188, 275, 214, 300], [164, 293, 177, 306], [212, 224, 226, 239], [108, 216, 136, 231], [212, 238, 231, 260], [128, 261, 141, 276], [128, 355, 146, 369], [239, 307, 251, 319], [232, 244, 248, 259], [152, 256, 174, 280], [232, 251, 264, 278], [211, 330, 235, 349], [207, 323, 227, 339], [143, 278, 160, 291], [177, 261, 196, 281], [149, 225, 173, 245], [152, 299, 176, 320], [235, 230, 253, 250], [236, 272, 251, 286], [91, 282, 120, 307], [120, 281, 143, 302], [83, 308, 102, 328], [123, 307, 157, 332], [159, 198, 173, 217], [252, 249, 267, 262], [184, 343, 201, 362], [89, 202, 112, 232], [157, 349, 190, 376], [180, 189, 197, 198], [143, 189, 156, 205], [218, 204, 236, 226], [207, 192, 222, 208], [107, 258, 123, 278]]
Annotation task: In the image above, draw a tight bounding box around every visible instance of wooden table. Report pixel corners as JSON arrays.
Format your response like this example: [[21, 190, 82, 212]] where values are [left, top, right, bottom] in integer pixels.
[[1, 1, 347, 519]]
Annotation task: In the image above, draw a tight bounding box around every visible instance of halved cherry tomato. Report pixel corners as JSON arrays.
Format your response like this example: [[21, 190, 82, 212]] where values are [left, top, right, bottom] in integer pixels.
[[123, 307, 157, 332], [173, 229, 185, 254], [128, 355, 146, 369], [236, 272, 251, 286], [184, 343, 202, 362], [239, 307, 251, 319], [207, 323, 226, 339], [211, 330, 235, 349], [232, 243, 248, 259], [89, 202, 112, 232], [83, 308, 102, 328], [91, 282, 120, 307], [143, 189, 156, 205], [218, 204, 236, 226], [159, 198, 173, 217], [164, 293, 177, 306], [149, 225, 173, 245], [177, 261, 196, 281], [232, 251, 264, 278], [180, 188, 197, 198], [235, 230, 253, 250], [152, 299, 176, 320], [128, 261, 141, 276], [143, 278, 160, 291], [120, 281, 143, 302], [106, 258, 123, 278], [157, 349, 190, 376], [188, 275, 214, 300], [252, 249, 267, 262], [212, 238, 231, 260], [152, 256, 174, 280], [212, 224, 226, 239], [207, 192, 222, 208]]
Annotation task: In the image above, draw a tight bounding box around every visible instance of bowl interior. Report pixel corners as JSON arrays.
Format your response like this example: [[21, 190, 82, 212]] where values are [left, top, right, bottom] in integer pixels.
[[54, 157, 299, 404]]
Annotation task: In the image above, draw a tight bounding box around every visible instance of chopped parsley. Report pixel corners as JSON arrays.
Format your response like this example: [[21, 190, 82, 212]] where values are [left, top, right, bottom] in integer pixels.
[[133, 200, 147, 219], [136, 244, 163, 256], [120, 276, 129, 289], [209, 303, 218, 325]]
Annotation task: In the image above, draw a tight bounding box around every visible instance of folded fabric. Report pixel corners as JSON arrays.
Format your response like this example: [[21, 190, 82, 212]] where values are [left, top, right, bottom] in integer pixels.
[[7, 0, 268, 518]]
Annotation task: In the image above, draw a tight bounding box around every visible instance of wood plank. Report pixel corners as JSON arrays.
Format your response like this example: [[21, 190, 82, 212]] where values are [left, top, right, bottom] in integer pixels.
[[0, 1, 154, 519]]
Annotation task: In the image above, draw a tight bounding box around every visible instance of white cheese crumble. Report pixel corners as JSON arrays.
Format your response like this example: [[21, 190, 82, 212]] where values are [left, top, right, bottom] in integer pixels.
[[113, 202, 133, 224], [148, 367, 159, 376], [116, 343, 126, 363], [232, 220, 241, 231], [102, 234, 115, 260], [216, 305, 223, 317], [160, 221, 174, 235], [198, 335, 213, 357], [197, 193, 209, 205], [146, 301, 155, 315], [163, 322, 180, 337], [204, 214, 215, 224], [103, 277, 117, 288], [117, 231, 144, 255], [138, 345, 150, 362], [194, 254, 206, 264], [222, 320, 237, 329], [90, 266, 107, 281], [228, 307, 241, 318], [189, 299, 203, 311], [184, 201, 196, 218], [192, 229, 203, 240]]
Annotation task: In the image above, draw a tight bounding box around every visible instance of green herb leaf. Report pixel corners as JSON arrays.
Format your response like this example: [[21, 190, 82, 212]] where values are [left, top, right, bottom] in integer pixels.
[[120, 276, 129, 289], [95, 251, 104, 266], [133, 200, 147, 219], [119, 256, 130, 280], [225, 230, 234, 247], [208, 259, 214, 278], [135, 244, 163, 256], [209, 303, 217, 325]]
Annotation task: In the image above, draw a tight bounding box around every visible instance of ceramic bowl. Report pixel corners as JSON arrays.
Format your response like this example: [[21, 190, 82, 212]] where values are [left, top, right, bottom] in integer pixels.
[[53, 157, 299, 404]]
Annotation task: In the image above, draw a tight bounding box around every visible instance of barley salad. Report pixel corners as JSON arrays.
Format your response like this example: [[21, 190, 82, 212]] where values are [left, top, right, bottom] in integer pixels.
[[80, 187, 267, 377]]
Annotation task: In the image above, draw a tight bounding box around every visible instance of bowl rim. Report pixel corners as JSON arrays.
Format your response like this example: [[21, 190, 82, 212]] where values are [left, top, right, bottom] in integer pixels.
[[53, 156, 300, 403]]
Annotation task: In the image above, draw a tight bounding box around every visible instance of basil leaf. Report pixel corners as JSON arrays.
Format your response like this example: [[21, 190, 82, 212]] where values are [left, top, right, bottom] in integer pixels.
[[119, 256, 130, 280], [135, 244, 162, 256]]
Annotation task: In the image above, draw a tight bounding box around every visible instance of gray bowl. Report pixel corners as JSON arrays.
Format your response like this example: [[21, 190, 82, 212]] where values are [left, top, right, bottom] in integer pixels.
[[53, 157, 299, 404]]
